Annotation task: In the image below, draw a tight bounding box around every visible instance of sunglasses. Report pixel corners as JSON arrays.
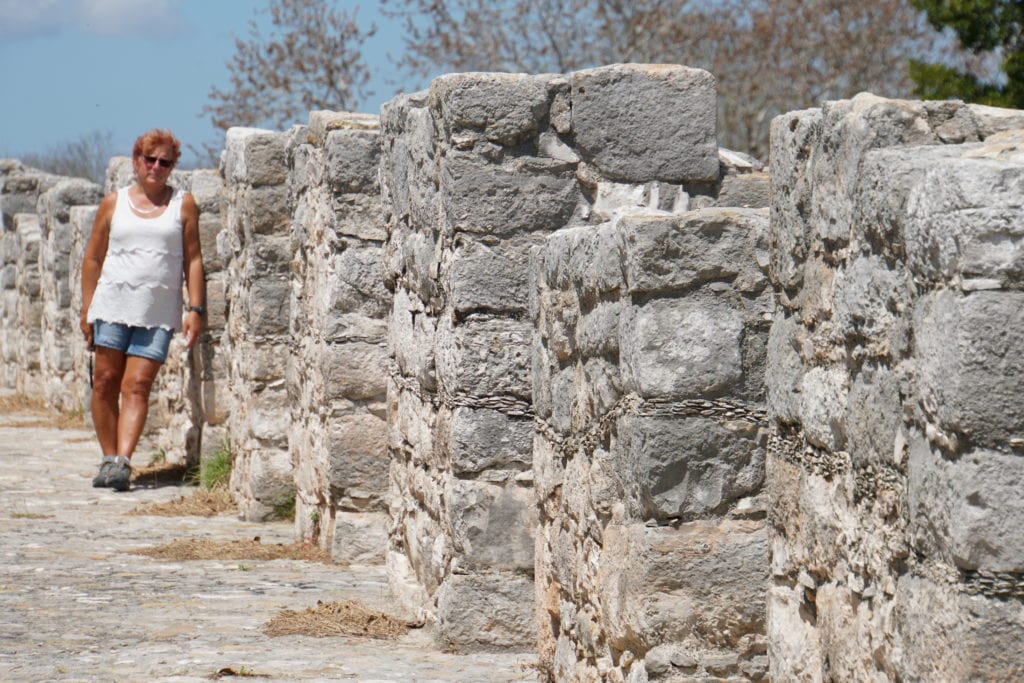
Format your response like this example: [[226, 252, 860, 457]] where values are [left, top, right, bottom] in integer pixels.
[[142, 154, 174, 169]]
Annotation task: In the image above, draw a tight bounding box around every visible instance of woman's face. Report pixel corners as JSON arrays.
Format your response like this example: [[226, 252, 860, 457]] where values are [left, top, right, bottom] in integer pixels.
[[134, 143, 176, 184]]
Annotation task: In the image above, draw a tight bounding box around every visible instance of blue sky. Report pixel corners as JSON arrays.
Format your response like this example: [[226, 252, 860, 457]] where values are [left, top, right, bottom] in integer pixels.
[[0, 0, 423, 165]]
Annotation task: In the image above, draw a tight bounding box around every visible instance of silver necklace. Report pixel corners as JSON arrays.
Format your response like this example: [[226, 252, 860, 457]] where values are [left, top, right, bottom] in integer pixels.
[[127, 187, 169, 215]]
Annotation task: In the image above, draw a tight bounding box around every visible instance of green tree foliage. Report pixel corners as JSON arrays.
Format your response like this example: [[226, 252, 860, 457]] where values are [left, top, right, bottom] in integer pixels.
[[910, 0, 1023, 107]]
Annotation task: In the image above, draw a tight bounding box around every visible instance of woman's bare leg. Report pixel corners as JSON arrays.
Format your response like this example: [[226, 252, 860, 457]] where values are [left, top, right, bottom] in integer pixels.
[[91, 347, 127, 456], [116, 355, 163, 458]]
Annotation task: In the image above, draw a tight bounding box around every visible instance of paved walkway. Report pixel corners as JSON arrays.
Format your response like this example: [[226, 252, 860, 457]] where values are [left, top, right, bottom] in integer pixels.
[[0, 410, 538, 682]]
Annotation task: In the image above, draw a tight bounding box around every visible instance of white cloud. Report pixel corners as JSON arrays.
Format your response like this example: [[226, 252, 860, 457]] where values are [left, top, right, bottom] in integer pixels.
[[0, 0, 182, 39]]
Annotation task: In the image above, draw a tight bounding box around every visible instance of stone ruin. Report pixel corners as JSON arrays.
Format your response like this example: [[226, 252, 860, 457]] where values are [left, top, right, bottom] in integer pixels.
[[1, 63, 1022, 681]]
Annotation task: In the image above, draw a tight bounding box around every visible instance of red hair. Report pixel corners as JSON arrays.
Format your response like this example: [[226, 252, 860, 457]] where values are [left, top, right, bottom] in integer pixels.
[[132, 129, 181, 163]]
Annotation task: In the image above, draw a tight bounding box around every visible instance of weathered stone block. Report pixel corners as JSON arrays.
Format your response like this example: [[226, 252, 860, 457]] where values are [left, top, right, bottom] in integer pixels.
[[616, 415, 765, 521], [430, 72, 551, 146], [441, 151, 578, 236], [448, 235, 543, 315], [570, 64, 718, 182], [799, 366, 849, 452], [324, 342, 388, 401], [446, 479, 535, 571], [246, 279, 290, 335], [436, 572, 536, 652], [444, 406, 533, 474], [620, 298, 744, 399], [331, 511, 387, 565], [325, 129, 380, 194], [909, 435, 1024, 571], [622, 208, 768, 294], [326, 412, 389, 499], [224, 127, 287, 186], [914, 290, 1024, 446], [435, 316, 532, 402], [598, 520, 768, 652]]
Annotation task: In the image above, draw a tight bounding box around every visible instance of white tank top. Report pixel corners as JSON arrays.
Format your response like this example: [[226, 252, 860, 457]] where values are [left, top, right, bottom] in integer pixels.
[[88, 186, 185, 331]]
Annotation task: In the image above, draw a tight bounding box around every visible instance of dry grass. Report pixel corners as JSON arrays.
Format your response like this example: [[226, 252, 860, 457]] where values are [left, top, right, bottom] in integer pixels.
[[263, 600, 419, 639], [131, 536, 333, 563], [0, 394, 89, 430], [10, 512, 53, 519], [0, 394, 50, 415], [130, 487, 237, 517]]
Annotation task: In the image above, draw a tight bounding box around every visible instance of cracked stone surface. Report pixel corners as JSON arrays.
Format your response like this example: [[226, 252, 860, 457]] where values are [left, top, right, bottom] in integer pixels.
[[0, 411, 538, 682]]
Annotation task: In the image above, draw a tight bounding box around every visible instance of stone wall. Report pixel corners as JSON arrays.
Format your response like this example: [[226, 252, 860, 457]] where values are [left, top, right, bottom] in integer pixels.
[[221, 127, 295, 520], [530, 70, 772, 681], [286, 111, 391, 562], [767, 93, 1024, 681]]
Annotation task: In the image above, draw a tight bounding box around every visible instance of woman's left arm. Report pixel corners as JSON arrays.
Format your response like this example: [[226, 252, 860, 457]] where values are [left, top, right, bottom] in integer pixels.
[[181, 192, 205, 350]]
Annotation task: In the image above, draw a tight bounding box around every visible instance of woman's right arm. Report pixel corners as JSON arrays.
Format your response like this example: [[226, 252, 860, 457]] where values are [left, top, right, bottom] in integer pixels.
[[80, 192, 116, 346]]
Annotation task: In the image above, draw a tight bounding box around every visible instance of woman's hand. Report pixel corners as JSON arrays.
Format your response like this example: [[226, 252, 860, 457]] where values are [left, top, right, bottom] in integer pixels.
[[80, 317, 93, 348], [182, 310, 202, 350]]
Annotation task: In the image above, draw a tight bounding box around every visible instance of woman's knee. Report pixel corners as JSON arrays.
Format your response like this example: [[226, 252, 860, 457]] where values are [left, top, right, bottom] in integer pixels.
[[92, 368, 123, 398], [121, 374, 156, 401]]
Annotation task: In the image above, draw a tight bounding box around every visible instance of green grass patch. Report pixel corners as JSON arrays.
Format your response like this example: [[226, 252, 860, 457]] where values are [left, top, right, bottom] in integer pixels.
[[189, 437, 232, 490]]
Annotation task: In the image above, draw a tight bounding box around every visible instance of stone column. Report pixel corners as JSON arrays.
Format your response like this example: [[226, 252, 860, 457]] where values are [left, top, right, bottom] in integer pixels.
[[530, 67, 772, 680], [766, 94, 1024, 681], [68, 205, 96, 411], [37, 179, 102, 412], [13, 213, 43, 399], [287, 111, 391, 563], [222, 127, 294, 520]]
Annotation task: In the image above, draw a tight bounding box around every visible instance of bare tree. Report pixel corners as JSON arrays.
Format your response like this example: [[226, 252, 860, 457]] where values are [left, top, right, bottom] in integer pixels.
[[17, 130, 115, 184], [385, 0, 938, 159], [202, 0, 375, 134]]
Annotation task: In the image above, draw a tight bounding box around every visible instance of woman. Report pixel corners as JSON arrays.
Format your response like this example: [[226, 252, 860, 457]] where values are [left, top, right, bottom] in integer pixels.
[[80, 129, 205, 491]]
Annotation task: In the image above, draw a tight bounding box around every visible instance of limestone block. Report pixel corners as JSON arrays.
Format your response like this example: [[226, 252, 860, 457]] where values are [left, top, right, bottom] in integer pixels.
[[564, 222, 626, 299], [435, 316, 532, 403], [330, 243, 391, 320], [224, 127, 287, 186], [713, 171, 770, 208], [443, 406, 533, 474], [967, 103, 1024, 138], [904, 156, 1024, 286], [243, 185, 290, 235], [616, 415, 765, 521], [830, 255, 912, 358], [798, 366, 849, 452], [909, 436, 1024, 571], [620, 298, 744, 400], [621, 208, 768, 295], [575, 299, 625, 358], [307, 110, 379, 146], [436, 572, 536, 652], [324, 341, 388, 401], [198, 213, 224, 272], [446, 479, 535, 571], [574, 357, 623, 428], [331, 511, 387, 565], [188, 170, 223, 212], [246, 278, 290, 336], [769, 108, 819, 293], [765, 312, 804, 425], [767, 584, 824, 682], [430, 72, 551, 146], [388, 288, 436, 389], [325, 411, 389, 501], [914, 290, 1024, 446], [598, 520, 768, 653], [447, 235, 544, 315], [441, 151, 578, 236], [246, 390, 291, 446], [325, 129, 380, 194], [845, 365, 903, 470], [894, 574, 1024, 681], [570, 64, 718, 182]]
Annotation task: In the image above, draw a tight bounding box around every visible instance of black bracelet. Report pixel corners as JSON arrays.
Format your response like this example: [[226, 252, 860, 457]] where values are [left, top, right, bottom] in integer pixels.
[[188, 305, 206, 316]]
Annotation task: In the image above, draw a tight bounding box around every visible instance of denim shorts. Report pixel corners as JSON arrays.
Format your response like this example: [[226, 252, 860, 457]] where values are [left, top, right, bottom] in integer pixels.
[[93, 320, 173, 363]]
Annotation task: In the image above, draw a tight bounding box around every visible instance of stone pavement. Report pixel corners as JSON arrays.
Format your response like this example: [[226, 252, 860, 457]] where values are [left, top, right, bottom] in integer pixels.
[[0, 411, 539, 682]]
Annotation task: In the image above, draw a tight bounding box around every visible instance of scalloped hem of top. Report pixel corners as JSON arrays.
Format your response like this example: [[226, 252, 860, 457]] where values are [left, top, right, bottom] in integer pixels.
[[86, 317, 179, 333]]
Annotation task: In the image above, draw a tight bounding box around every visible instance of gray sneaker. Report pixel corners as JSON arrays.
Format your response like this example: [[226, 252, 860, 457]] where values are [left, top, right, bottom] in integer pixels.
[[92, 456, 116, 488], [107, 456, 132, 492]]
